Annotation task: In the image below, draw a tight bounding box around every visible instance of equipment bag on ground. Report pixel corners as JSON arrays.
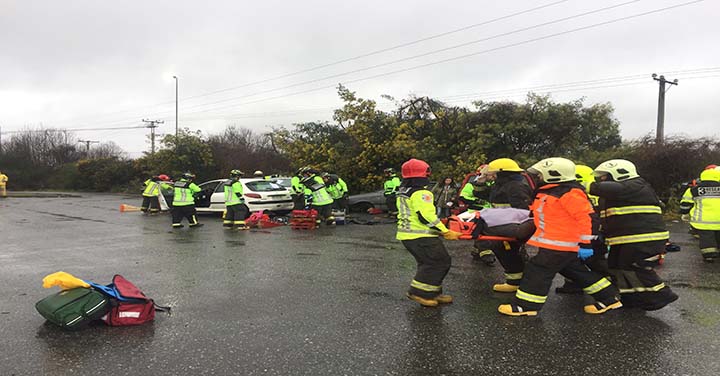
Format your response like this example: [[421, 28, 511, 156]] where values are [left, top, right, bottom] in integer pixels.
[[35, 287, 112, 330], [89, 274, 170, 326]]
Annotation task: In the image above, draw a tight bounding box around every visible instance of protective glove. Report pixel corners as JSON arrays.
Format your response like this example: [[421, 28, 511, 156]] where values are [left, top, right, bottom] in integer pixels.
[[443, 230, 463, 241], [577, 247, 594, 261], [681, 214, 690, 222]]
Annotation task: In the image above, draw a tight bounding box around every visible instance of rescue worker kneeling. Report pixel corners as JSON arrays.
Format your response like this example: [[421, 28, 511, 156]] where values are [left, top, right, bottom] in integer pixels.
[[397, 158, 462, 307], [499, 158, 622, 316]]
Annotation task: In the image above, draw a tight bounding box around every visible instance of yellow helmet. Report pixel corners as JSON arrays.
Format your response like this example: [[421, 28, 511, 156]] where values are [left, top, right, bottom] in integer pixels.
[[575, 165, 595, 184], [487, 158, 523, 172], [528, 157, 576, 183], [700, 168, 720, 182], [593, 159, 639, 181]]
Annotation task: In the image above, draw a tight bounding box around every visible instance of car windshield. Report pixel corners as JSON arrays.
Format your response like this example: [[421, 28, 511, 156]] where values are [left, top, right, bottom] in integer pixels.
[[246, 180, 286, 192]]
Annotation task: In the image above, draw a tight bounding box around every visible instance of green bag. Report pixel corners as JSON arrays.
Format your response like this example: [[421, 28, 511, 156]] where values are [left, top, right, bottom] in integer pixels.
[[35, 287, 112, 330]]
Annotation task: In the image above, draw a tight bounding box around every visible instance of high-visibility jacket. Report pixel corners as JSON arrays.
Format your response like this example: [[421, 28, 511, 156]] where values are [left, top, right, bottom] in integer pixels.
[[489, 172, 533, 209], [680, 179, 720, 230], [326, 177, 348, 200], [526, 183, 597, 252], [396, 186, 449, 240], [589, 177, 669, 245], [459, 181, 492, 211], [142, 179, 160, 197], [0, 173, 7, 187], [303, 175, 333, 206], [224, 180, 245, 206], [172, 179, 201, 206], [384, 175, 401, 196]]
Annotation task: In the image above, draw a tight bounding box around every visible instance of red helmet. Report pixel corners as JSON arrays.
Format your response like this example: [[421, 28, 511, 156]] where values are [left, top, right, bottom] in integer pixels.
[[705, 164, 718, 170], [401, 158, 431, 178], [158, 174, 170, 181]]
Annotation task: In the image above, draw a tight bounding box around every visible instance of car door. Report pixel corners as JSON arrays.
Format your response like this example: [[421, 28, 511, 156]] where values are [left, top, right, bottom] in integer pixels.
[[210, 180, 231, 210]]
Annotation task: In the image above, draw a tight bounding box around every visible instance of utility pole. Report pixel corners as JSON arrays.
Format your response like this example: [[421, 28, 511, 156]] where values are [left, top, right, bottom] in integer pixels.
[[142, 119, 164, 154], [77, 139, 99, 156], [173, 75, 179, 138], [652, 74, 678, 145]]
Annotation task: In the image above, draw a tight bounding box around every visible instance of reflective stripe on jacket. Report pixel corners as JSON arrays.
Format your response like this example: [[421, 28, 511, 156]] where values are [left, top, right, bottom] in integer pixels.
[[173, 179, 201, 206], [680, 182, 720, 230], [526, 183, 596, 252], [142, 179, 161, 197], [309, 175, 333, 206], [224, 180, 244, 206], [396, 188, 449, 240]]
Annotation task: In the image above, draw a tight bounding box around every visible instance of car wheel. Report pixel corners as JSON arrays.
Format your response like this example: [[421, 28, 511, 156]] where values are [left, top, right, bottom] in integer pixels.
[[351, 202, 373, 213]]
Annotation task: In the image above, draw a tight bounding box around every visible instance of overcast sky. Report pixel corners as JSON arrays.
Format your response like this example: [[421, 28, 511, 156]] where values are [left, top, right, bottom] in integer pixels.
[[1, 0, 718, 157]]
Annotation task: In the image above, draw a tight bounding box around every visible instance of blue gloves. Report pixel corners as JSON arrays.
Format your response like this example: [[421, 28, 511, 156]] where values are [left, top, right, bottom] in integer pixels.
[[578, 247, 594, 260]]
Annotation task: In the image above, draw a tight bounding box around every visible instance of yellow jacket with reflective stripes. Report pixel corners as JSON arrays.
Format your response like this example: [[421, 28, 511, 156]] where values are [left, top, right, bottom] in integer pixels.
[[142, 179, 161, 197], [224, 180, 245, 206], [680, 180, 720, 230], [396, 187, 449, 240], [172, 179, 201, 206]]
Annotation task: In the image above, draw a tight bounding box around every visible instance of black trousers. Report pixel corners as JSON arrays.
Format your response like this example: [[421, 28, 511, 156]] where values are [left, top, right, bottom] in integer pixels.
[[608, 240, 678, 310], [292, 194, 306, 210], [697, 229, 720, 258], [171, 205, 199, 227], [333, 196, 348, 212], [513, 248, 619, 311], [385, 194, 398, 214], [490, 241, 525, 285], [402, 237, 452, 299], [224, 204, 249, 227], [141, 196, 160, 212], [473, 239, 496, 258]]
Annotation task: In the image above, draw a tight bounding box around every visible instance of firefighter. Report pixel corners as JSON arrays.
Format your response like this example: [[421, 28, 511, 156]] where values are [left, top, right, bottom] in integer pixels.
[[291, 167, 310, 210], [0, 170, 8, 198], [499, 157, 622, 316], [383, 168, 401, 216], [555, 164, 608, 294], [680, 168, 720, 261], [301, 168, 335, 226], [396, 158, 462, 307], [323, 172, 349, 212], [484, 158, 534, 293], [224, 170, 250, 230], [141, 174, 171, 214], [460, 165, 496, 265], [590, 159, 678, 310], [171, 172, 203, 228]]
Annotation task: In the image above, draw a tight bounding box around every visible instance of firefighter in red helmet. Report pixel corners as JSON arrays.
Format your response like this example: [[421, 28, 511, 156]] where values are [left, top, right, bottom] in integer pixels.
[[396, 158, 462, 307]]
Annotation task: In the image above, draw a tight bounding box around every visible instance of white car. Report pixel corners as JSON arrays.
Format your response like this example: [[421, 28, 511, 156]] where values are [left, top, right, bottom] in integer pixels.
[[195, 178, 293, 214]]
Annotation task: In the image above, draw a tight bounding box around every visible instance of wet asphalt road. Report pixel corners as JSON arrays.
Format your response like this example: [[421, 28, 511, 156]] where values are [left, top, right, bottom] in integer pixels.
[[1, 194, 719, 376]]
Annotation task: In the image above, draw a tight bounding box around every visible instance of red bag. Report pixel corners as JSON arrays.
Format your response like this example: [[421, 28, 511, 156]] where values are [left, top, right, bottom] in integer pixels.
[[101, 275, 170, 326]]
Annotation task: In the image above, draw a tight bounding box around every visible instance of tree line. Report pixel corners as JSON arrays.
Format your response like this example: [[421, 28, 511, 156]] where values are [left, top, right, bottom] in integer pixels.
[[1, 85, 718, 201]]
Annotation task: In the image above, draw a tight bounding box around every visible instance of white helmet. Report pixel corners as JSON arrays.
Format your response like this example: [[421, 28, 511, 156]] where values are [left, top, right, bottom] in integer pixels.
[[593, 159, 639, 181], [528, 157, 577, 183], [253, 170, 264, 177]]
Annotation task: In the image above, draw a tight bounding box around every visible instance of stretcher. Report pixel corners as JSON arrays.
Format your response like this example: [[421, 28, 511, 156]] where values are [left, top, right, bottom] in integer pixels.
[[443, 208, 535, 242]]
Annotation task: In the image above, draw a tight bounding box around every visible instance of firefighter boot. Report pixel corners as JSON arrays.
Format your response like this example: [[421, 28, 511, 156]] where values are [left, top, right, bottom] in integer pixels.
[[435, 294, 453, 304], [498, 304, 538, 317], [493, 283, 519, 293], [584, 299, 623, 314], [406, 293, 438, 307]]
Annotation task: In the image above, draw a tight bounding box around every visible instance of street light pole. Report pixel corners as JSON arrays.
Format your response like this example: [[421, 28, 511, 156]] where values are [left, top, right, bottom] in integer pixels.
[[173, 75, 179, 138]]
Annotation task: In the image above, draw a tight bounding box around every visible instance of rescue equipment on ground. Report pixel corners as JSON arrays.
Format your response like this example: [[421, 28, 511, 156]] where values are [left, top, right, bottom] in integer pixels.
[[36, 287, 112, 331], [88, 275, 171, 326], [245, 210, 284, 229], [290, 209, 319, 229], [332, 209, 346, 225], [119, 203, 142, 212]]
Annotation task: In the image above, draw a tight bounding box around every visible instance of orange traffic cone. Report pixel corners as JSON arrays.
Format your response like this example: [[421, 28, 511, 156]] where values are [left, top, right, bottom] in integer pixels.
[[120, 204, 142, 212]]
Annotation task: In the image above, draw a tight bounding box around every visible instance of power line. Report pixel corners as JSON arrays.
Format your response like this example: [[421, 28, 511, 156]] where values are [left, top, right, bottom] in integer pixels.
[[45, 0, 572, 127], [175, 0, 705, 118]]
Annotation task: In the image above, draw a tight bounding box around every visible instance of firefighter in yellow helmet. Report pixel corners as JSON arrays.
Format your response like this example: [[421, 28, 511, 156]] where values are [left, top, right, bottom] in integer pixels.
[[680, 168, 720, 261], [590, 159, 677, 310], [499, 157, 621, 316], [483, 158, 534, 293], [0, 170, 8, 198], [396, 158, 462, 307]]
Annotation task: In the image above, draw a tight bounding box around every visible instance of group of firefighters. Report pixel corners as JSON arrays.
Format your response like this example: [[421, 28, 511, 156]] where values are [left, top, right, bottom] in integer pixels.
[[396, 156, 719, 317]]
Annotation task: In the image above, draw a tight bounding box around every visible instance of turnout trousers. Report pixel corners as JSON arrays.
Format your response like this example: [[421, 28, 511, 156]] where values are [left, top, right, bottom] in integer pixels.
[[697, 229, 720, 260], [402, 237, 452, 299], [171, 205, 200, 227], [608, 240, 678, 310], [224, 204, 249, 228], [141, 196, 160, 213], [513, 248, 619, 311], [291, 194, 306, 210], [490, 240, 525, 286], [312, 203, 334, 225]]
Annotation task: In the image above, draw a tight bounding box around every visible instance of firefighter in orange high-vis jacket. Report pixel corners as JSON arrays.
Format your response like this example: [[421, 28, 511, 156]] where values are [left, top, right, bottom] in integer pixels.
[[499, 158, 622, 316], [396, 158, 462, 307]]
